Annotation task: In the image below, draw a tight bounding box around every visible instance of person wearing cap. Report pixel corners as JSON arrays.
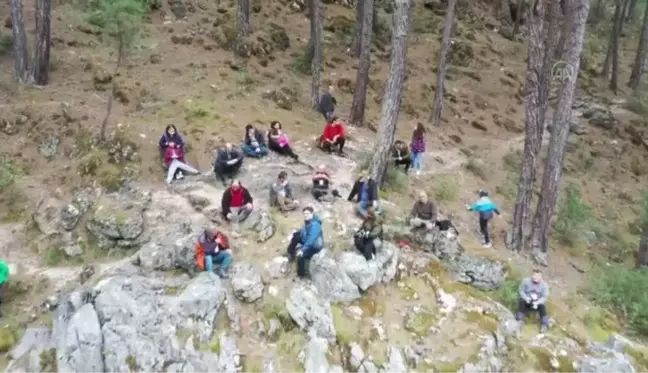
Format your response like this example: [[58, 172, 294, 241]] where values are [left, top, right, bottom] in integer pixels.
[[466, 190, 501, 248]]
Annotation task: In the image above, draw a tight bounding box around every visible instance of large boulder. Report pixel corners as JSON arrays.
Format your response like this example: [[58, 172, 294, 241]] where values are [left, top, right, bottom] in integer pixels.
[[230, 263, 264, 302], [86, 191, 149, 248], [309, 250, 361, 302], [285, 282, 336, 341], [576, 353, 635, 373], [337, 241, 400, 291], [447, 254, 506, 291], [57, 303, 104, 372]]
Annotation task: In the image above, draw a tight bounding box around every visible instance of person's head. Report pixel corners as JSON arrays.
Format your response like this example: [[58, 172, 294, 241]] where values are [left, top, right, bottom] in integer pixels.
[[413, 122, 426, 137], [328, 85, 334, 93], [270, 121, 282, 130], [531, 269, 542, 283], [303, 206, 314, 221], [245, 124, 254, 135], [418, 191, 428, 203], [225, 142, 233, 151], [204, 227, 217, 241], [331, 116, 341, 126], [278, 171, 288, 184], [479, 189, 489, 198], [230, 179, 241, 190], [395, 140, 405, 149], [317, 164, 327, 171], [165, 125, 177, 136]]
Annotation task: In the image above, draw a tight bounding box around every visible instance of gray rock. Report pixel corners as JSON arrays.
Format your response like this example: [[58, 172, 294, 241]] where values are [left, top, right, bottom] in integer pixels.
[[329, 364, 344, 373], [33, 198, 66, 235], [448, 254, 506, 291], [58, 303, 104, 372], [459, 331, 505, 373], [230, 263, 264, 302], [577, 354, 635, 373], [302, 329, 330, 373], [338, 241, 399, 291], [348, 342, 366, 371], [86, 194, 146, 245], [7, 328, 54, 373], [403, 346, 420, 368], [137, 234, 196, 271], [172, 272, 226, 342], [215, 333, 241, 372], [310, 250, 361, 302], [264, 256, 290, 279], [60, 204, 83, 231], [285, 282, 336, 341], [383, 345, 407, 373], [359, 360, 379, 373], [39, 136, 60, 158]]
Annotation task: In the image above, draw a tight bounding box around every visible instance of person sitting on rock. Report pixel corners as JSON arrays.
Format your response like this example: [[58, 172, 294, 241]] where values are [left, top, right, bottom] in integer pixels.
[[195, 228, 232, 279], [517, 269, 550, 333], [221, 179, 254, 223], [242, 124, 269, 158], [286, 206, 324, 278], [354, 207, 383, 261], [268, 121, 299, 160], [317, 85, 337, 121], [159, 125, 184, 160], [269, 171, 299, 212], [391, 140, 411, 173], [466, 190, 501, 248], [312, 165, 340, 202], [214, 143, 244, 186], [0, 259, 9, 317], [319, 116, 346, 155], [163, 141, 199, 184], [348, 171, 380, 217], [409, 191, 438, 230]]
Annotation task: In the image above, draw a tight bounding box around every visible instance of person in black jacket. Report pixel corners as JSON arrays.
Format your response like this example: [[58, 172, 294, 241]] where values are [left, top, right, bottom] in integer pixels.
[[347, 171, 381, 217], [221, 179, 254, 222], [214, 143, 244, 186], [391, 140, 411, 173], [317, 86, 337, 121]]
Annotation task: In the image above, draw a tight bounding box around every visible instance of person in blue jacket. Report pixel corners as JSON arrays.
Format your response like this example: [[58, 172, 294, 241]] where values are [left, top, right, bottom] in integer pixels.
[[286, 206, 324, 278], [466, 190, 501, 248]]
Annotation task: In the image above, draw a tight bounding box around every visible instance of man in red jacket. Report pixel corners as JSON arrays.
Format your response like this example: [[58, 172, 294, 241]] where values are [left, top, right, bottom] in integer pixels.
[[320, 116, 346, 155]]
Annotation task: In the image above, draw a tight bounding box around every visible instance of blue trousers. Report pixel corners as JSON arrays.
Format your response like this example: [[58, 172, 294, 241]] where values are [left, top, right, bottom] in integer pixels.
[[411, 151, 423, 171], [355, 201, 382, 218], [205, 251, 232, 273], [242, 144, 269, 157]]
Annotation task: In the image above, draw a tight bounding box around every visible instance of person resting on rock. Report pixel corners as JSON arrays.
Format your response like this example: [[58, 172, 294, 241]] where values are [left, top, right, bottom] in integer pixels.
[[159, 125, 185, 160], [517, 269, 550, 333], [268, 121, 299, 160], [286, 206, 324, 279], [221, 179, 253, 223], [214, 143, 244, 186], [409, 191, 438, 230], [195, 229, 232, 279], [163, 141, 199, 184], [348, 171, 381, 217], [391, 140, 411, 173], [317, 85, 337, 121], [466, 190, 501, 248], [242, 124, 269, 158], [269, 171, 299, 212], [312, 165, 340, 202], [319, 116, 346, 155], [0, 259, 9, 317], [354, 207, 383, 261]]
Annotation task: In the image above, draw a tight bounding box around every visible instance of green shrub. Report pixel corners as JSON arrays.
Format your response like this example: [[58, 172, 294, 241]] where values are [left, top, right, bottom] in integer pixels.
[[434, 176, 459, 202], [492, 269, 522, 312], [0, 157, 27, 190], [553, 183, 593, 247], [383, 166, 408, 192], [590, 264, 648, 335], [290, 51, 309, 75], [0, 34, 13, 55], [624, 95, 648, 116]]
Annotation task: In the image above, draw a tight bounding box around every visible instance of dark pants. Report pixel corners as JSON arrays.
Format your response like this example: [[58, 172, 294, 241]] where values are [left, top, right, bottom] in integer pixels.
[[269, 141, 299, 159], [479, 218, 490, 244], [517, 298, 549, 326], [214, 160, 243, 184], [322, 111, 334, 121], [354, 237, 375, 261], [394, 157, 411, 172], [322, 137, 345, 153], [287, 232, 318, 278]]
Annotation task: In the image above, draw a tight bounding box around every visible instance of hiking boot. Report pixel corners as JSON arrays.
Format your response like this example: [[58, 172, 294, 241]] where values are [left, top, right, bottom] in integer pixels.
[[176, 171, 184, 180], [218, 270, 229, 279], [416, 170, 422, 176], [540, 324, 548, 333]]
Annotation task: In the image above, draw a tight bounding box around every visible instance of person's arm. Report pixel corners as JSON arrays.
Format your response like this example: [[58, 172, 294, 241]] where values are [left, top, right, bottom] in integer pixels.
[[221, 191, 231, 217], [467, 201, 477, 211], [519, 278, 530, 302], [368, 224, 382, 239], [215, 151, 225, 166], [286, 184, 294, 199], [302, 221, 322, 251], [159, 135, 168, 149], [536, 282, 549, 305], [176, 135, 185, 148], [347, 182, 359, 201], [331, 96, 337, 106], [431, 202, 439, 222], [244, 188, 254, 205], [410, 203, 419, 218], [339, 124, 346, 138]]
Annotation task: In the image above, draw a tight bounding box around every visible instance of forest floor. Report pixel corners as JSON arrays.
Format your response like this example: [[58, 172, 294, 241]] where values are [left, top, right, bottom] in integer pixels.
[[0, 0, 648, 359]]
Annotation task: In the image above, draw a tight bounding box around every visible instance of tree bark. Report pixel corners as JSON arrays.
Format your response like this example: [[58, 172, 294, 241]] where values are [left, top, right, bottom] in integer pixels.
[[310, 0, 323, 108], [611, 0, 623, 92], [31, 0, 52, 85], [237, 0, 252, 37], [626, 0, 638, 21], [629, 0, 648, 90], [498, 0, 513, 25], [429, 0, 457, 125], [602, 0, 622, 80], [352, 0, 365, 57], [370, 0, 411, 186], [349, 0, 374, 126], [637, 223, 648, 267], [530, 0, 589, 262], [100, 42, 125, 141], [305, 0, 315, 66], [509, 0, 558, 252], [512, 0, 525, 36], [10, 0, 29, 83]]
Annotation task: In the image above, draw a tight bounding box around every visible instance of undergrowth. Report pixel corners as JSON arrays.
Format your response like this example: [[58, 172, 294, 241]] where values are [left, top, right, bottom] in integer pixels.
[[552, 183, 594, 247]]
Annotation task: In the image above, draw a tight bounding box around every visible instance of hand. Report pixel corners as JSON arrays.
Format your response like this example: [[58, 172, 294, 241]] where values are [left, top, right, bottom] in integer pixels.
[[333, 135, 339, 141], [398, 157, 402, 161], [296, 250, 303, 257], [227, 159, 237, 165], [532, 302, 538, 310], [226, 212, 233, 220], [294, 200, 300, 205], [465, 204, 471, 210], [372, 200, 378, 208], [255, 148, 260, 152], [245, 203, 253, 210]]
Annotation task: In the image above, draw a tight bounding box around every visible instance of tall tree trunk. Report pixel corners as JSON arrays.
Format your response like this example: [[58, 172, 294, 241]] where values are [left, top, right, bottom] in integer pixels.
[[512, 0, 525, 36], [602, 0, 622, 79], [349, 0, 374, 126], [530, 0, 589, 263], [31, 0, 52, 85], [628, 0, 648, 90], [237, 0, 252, 37], [637, 223, 648, 267], [429, 0, 457, 125], [353, 0, 365, 57], [370, 0, 411, 186], [100, 43, 125, 141], [619, 0, 630, 33], [626, 0, 638, 21], [509, 0, 558, 252], [611, 0, 623, 92], [498, 0, 513, 25], [305, 0, 315, 66], [589, 0, 604, 23], [10, 0, 29, 83], [310, 0, 323, 108]]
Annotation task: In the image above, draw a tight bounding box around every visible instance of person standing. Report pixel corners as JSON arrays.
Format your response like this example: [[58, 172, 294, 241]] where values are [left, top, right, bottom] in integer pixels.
[[410, 123, 427, 176], [317, 86, 337, 121], [466, 190, 501, 248]]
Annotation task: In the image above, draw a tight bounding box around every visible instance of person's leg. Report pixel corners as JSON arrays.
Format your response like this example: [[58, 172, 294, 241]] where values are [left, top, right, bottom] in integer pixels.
[[214, 165, 228, 185], [212, 251, 233, 277], [286, 232, 301, 261], [231, 159, 244, 174], [336, 137, 346, 152], [176, 161, 199, 175], [166, 160, 180, 184], [321, 141, 332, 153], [259, 145, 269, 156], [410, 217, 425, 229], [538, 304, 549, 329], [361, 240, 374, 260], [479, 218, 490, 245], [403, 157, 411, 172], [516, 298, 530, 321], [355, 201, 368, 217], [284, 145, 299, 160], [238, 205, 252, 221], [242, 144, 256, 157], [205, 254, 214, 273], [298, 248, 319, 278], [228, 207, 241, 222]]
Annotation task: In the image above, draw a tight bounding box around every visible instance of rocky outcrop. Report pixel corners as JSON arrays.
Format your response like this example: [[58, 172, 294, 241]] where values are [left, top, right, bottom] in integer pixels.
[[448, 255, 506, 291], [230, 263, 264, 302], [285, 282, 336, 341]]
